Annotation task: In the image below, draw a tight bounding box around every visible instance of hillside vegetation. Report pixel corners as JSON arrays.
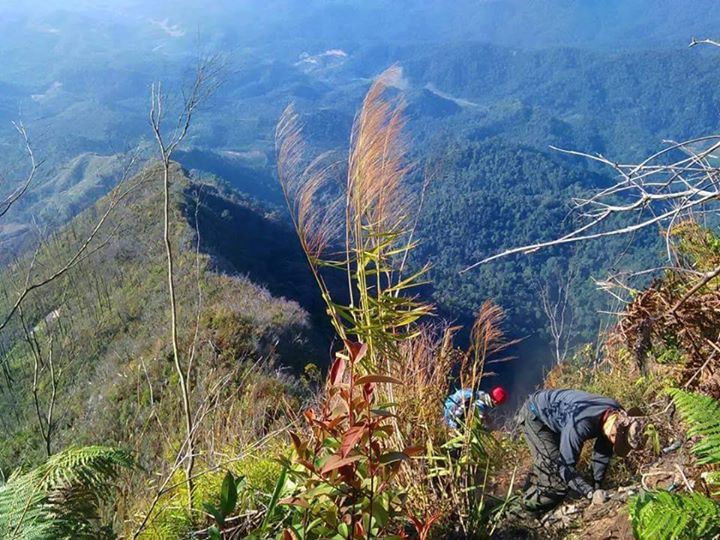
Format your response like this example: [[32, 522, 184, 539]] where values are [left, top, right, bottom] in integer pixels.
[[3, 33, 720, 371], [0, 162, 319, 535]]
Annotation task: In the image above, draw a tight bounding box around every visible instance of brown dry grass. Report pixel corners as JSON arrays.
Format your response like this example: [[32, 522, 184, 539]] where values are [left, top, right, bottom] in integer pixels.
[[275, 106, 344, 262], [347, 65, 411, 237]]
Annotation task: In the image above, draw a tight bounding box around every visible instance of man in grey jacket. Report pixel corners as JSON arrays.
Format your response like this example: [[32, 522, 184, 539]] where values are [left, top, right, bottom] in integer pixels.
[[519, 388, 644, 512]]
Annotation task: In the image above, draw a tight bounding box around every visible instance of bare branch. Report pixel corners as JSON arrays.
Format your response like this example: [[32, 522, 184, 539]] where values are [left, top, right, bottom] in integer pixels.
[[0, 122, 39, 219], [689, 37, 720, 48], [0, 151, 141, 334], [146, 53, 224, 518], [461, 134, 720, 273]]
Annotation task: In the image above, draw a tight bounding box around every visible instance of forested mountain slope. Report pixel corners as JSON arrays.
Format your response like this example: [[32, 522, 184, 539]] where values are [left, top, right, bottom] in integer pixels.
[[0, 163, 315, 472], [1, 2, 720, 411], [412, 140, 661, 342]]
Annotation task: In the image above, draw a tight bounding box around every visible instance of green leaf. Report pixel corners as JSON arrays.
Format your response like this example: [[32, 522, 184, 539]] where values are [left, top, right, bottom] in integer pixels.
[[0, 446, 134, 540], [379, 451, 409, 465], [630, 490, 720, 540], [208, 526, 222, 540], [667, 389, 720, 464], [370, 498, 390, 527], [261, 465, 288, 531], [220, 471, 238, 516], [203, 502, 224, 526]]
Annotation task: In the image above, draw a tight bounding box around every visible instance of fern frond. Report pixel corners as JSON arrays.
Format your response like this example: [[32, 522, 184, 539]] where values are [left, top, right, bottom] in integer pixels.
[[629, 491, 720, 540], [0, 445, 133, 540], [668, 388, 720, 464]]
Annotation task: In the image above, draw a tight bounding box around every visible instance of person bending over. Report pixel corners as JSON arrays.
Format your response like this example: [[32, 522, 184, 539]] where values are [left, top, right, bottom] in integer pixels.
[[519, 388, 644, 513], [444, 386, 508, 430]]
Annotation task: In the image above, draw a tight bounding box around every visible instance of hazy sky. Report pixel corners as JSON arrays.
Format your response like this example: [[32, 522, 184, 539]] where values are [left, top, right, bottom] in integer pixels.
[[2, 1, 720, 56]]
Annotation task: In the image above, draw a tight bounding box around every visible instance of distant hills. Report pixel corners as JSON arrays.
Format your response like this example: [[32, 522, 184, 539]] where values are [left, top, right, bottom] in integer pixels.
[[1, 1, 720, 398]]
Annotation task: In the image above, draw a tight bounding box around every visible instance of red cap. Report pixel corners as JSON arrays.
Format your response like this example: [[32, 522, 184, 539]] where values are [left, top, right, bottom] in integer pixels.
[[490, 386, 508, 406]]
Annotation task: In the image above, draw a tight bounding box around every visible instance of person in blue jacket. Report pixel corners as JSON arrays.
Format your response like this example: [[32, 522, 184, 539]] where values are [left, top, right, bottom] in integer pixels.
[[444, 386, 508, 429], [519, 388, 644, 513]]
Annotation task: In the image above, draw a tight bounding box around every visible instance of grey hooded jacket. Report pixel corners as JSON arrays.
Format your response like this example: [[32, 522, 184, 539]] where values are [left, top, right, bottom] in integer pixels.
[[527, 389, 621, 496]]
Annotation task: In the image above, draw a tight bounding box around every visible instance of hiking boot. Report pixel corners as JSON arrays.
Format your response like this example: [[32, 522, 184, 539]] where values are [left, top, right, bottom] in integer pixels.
[[522, 485, 565, 514]]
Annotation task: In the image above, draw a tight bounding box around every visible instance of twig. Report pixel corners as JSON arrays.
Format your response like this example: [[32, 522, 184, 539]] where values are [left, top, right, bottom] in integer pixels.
[[0, 122, 39, 219], [669, 264, 720, 315]]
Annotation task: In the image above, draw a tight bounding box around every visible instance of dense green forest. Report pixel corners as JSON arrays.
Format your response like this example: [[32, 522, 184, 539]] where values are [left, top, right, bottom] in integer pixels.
[[413, 139, 661, 337]]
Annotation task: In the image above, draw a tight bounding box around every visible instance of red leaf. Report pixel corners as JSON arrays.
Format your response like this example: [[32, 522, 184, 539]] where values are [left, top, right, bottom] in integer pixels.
[[303, 409, 316, 423], [403, 446, 424, 457], [355, 374, 403, 385], [363, 382, 376, 402], [283, 529, 297, 540], [289, 432, 303, 456], [339, 464, 355, 482], [329, 356, 346, 386], [278, 496, 310, 509], [340, 425, 365, 458], [320, 453, 363, 475], [327, 415, 347, 431], [344, 340, 368, 363]]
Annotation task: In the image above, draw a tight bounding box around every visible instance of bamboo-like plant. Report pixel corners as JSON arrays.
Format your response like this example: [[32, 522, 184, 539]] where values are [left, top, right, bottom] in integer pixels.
[[276, 66, 432, 373], [272, 67, 438, 538], [424, 302, 514, 538]]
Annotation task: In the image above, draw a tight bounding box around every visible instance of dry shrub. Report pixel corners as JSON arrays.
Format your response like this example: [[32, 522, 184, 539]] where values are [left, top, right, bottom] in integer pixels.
[[393, 302, 514, 535], [619, 280, 720, 397], [394, 323, 460, 445], [616, 222, 720, 397]]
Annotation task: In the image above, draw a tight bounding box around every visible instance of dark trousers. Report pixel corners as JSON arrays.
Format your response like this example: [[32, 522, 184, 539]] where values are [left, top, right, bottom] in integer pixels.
[[519, 402, 567, 512]]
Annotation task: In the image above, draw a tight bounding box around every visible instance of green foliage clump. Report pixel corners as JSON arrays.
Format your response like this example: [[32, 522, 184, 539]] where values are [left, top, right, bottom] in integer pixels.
[[629, 390, 720, 540], [0, 446, 133, 540], [666, 389, 720, 465], [236, 452, 283, 495], [203, 471, 240, 540], [672, 221, 720, 274], [544, 345, 666, 411], [629, 491, 720, 540], [276, 343, 417, 539], [428, 418, 507, 536], [202, 306, 259, 361]]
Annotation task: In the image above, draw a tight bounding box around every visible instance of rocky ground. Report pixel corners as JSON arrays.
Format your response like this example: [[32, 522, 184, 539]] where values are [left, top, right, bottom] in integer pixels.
[[493, 438, 694, 539]]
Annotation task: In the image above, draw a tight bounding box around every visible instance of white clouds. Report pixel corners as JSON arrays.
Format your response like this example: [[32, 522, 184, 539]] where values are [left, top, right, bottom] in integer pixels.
[[296, 49, 349, 74], [31, 81, 63, 103], [150, 18, 185, 38]]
